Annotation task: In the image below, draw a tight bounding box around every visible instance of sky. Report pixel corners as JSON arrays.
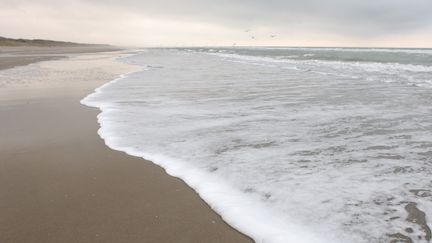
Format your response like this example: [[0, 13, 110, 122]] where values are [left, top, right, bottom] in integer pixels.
[[1, 0, 432, 47]]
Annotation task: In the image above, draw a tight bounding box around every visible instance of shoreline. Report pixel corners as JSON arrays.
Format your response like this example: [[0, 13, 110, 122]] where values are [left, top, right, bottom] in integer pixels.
[[0, 50, 252, 242], [0, 45, 123, 71], [79, 50, 326, 243], [0, 55, 66, 71]]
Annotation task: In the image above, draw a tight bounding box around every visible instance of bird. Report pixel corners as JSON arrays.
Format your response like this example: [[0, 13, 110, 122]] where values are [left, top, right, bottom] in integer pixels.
[[270, 35, 276, 38], [251, 36, 256, 40]]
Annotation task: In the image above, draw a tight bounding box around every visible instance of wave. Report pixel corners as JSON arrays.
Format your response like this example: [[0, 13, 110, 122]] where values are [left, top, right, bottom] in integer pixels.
[[202, 51, 432, 88], [81, 67, 333, 243], [260, 47, 432, 55], [82, 49, 432, 243]]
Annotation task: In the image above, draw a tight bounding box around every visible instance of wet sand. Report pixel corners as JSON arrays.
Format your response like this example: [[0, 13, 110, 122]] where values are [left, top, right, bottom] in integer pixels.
[[0, 46, 122, 70], [0, 51, 252, 243], [0, 56, 65, 71]]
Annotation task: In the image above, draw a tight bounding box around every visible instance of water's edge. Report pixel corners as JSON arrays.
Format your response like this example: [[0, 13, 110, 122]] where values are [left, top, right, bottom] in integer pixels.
[[80, 53, 331, 243], [80, 48, 432, 243]]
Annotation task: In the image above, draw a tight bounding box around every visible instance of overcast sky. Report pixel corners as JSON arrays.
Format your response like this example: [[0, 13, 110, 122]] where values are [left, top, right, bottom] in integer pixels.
[[1, 0, 432, 47]]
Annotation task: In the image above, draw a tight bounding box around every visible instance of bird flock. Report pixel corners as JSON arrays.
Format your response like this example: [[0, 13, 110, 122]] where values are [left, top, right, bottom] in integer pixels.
[[232, 29, 277, 46]]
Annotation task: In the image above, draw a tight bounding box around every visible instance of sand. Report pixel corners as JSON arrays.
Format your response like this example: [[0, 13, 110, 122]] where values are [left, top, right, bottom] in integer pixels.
[[0, 46, 122, 70], [0, 56, 65, 71], [0, 50, 252, 243]]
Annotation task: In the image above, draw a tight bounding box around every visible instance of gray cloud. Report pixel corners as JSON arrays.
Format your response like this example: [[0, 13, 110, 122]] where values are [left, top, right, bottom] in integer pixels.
[[1, 0, 432, 46], [79, 0, 432, 36], [5, 0, 432, 35]]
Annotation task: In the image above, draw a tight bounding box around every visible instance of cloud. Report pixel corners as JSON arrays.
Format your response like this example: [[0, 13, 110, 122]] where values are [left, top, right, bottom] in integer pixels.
[[77, 0, 432, 35], [1, 0, 432, 46]]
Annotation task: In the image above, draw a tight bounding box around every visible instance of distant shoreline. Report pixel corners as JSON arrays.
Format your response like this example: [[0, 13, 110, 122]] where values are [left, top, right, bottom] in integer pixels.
[[0, 36, 105, 47], [0, 45, 123, 71]]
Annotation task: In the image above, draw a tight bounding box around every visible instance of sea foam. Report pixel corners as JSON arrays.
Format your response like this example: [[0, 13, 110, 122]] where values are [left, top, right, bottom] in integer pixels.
[[82, 48, 432, 243]]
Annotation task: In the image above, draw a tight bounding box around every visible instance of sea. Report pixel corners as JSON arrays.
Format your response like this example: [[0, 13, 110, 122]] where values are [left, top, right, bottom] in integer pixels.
[[82, 47, 432, 243]]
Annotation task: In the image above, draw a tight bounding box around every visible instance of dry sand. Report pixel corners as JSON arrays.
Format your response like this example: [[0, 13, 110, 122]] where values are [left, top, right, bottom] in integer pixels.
[[0, 50, 252, 243]]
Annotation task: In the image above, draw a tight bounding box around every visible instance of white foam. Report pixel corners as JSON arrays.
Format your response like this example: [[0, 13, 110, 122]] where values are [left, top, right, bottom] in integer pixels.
[[82, 70, 333, 243], [203, 51, 432, 88], [261, 47, 432, 55], [82, 49, 432, 243]]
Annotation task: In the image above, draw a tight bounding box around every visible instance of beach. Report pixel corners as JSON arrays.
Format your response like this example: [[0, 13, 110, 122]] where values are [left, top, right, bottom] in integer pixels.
[[0, 49, 252, 243], [2, 46, 431, 243], [0, 46, 122, 71], [2, 0, 431, 241]]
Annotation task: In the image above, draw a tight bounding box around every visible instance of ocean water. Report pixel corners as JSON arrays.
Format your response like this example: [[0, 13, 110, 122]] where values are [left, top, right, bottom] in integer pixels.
[[82, 47, 432, 243]]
